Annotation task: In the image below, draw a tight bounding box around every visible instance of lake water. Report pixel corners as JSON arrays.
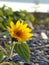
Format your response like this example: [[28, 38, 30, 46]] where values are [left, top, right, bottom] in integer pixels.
[[0, 0, 49, 4], [0, 0, 49, 12]]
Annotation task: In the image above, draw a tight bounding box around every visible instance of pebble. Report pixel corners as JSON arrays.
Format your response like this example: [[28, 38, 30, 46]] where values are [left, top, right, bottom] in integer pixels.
[[39, 61, 48, 65]]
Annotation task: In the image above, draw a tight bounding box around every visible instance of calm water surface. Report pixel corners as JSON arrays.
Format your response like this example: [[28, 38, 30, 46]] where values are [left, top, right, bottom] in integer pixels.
[[0, 0, 49, 4]]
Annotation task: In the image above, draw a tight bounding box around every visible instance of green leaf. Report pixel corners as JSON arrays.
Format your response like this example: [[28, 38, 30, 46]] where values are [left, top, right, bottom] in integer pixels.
[[12, 62, 22, 65], [0, 50, 3, 61], [0, 10, 3, 16], [1, 64, 9, 65], [4, 8, 13, 16], [14, 42, 30, 62], [0, 31, 9, 37], [16, 63, 22, 65], [0, 22, 6, 30]]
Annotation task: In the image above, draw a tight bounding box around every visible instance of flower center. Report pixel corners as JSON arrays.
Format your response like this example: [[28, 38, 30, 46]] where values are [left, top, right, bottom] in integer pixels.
[[16, 31, 22, 37]]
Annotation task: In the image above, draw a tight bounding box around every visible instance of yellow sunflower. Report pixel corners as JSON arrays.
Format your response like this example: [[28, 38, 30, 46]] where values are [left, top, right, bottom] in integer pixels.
[[7, 20, 34, 42]]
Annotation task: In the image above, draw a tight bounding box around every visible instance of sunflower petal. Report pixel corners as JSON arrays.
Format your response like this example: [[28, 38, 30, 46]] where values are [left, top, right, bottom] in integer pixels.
[[16, 20, 21, 29], [23, 23, 28, 28], [10, 21, 15, 28], [23, 28, 32, 33]]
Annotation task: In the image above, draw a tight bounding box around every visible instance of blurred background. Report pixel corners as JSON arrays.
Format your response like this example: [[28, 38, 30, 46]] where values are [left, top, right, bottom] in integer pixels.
[[0, 0, 49, 12], [0, 0, 49, 65]]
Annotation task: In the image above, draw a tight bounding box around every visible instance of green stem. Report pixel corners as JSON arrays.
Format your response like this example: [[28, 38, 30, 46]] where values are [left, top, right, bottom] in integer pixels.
[[0, 62, 12, 65], [0, 42, 16, 63], [5, 42, 16, 60], [9, 42, 16, 59]]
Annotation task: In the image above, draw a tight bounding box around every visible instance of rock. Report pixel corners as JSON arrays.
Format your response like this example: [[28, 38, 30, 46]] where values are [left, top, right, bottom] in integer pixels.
[[41, 32, 48, 39], [39, 61, 48, 65]]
